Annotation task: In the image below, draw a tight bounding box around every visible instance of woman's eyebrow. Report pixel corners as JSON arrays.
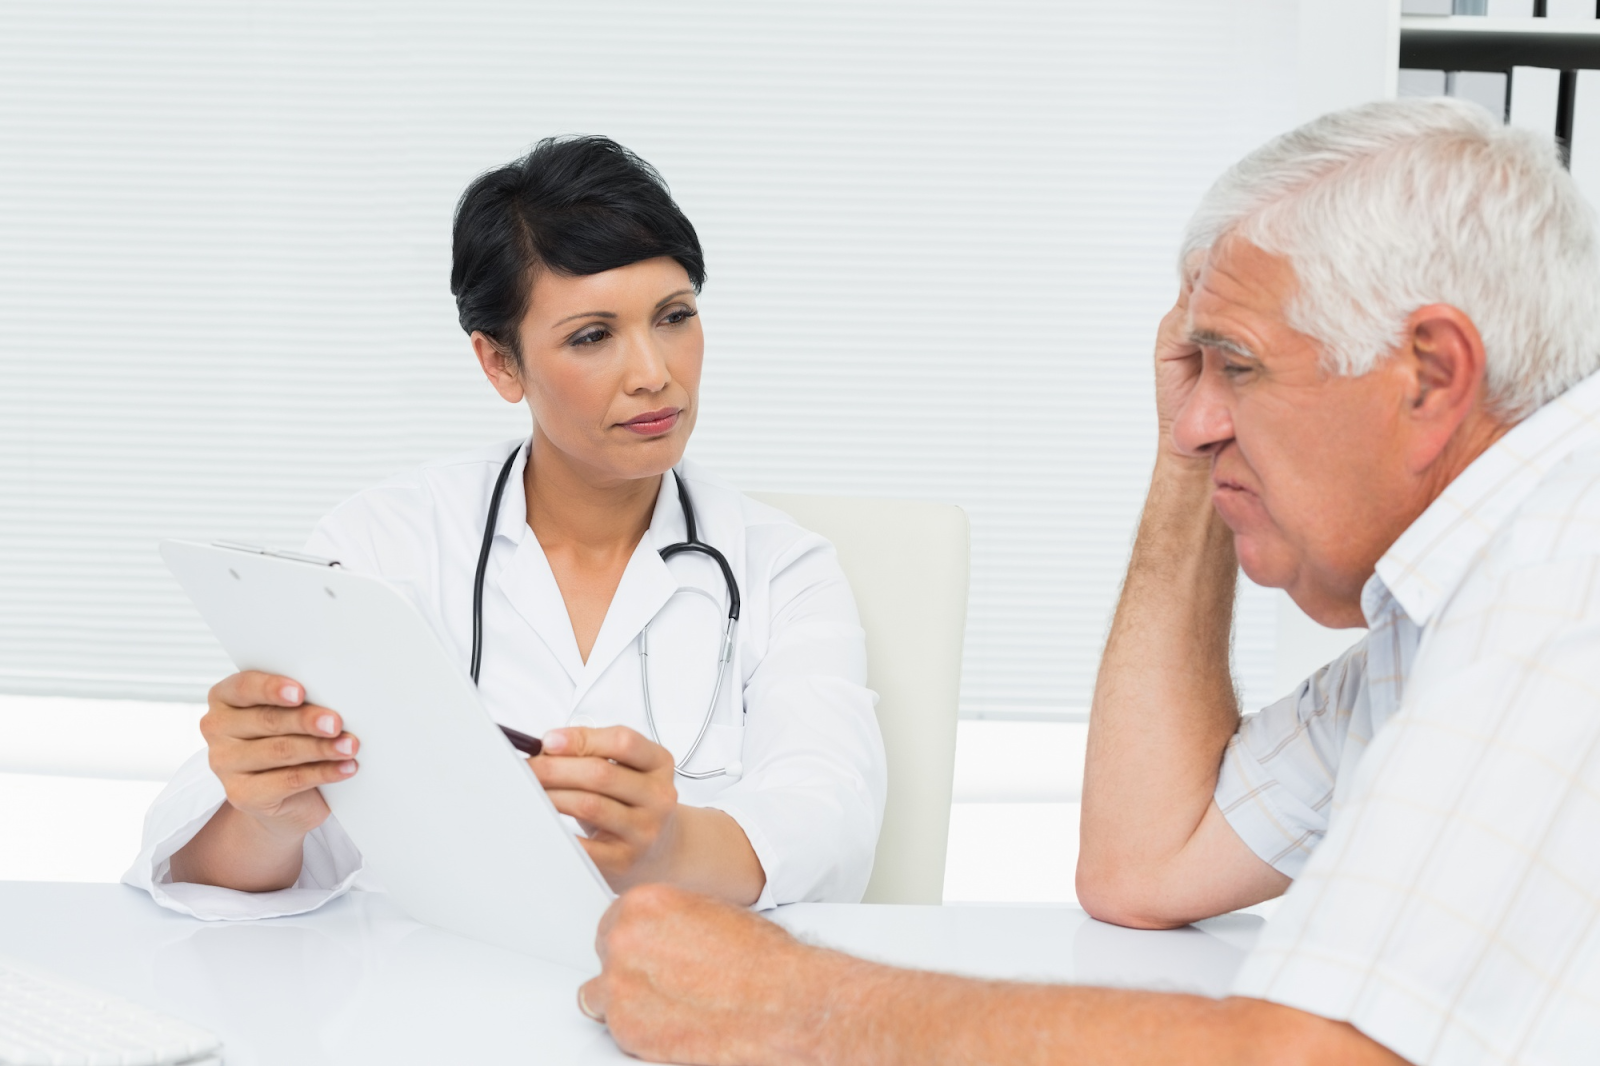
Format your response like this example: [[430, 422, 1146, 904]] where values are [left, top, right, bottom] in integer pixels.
[[654, 288, 695, 309], [552, 309, 618, 327], [1189, 328, 1260, 361]]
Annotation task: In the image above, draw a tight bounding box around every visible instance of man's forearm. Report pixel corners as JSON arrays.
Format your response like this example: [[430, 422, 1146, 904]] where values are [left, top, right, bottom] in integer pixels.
[[801, 953, 1402, 1066], [1077, 452, 1241, 920]]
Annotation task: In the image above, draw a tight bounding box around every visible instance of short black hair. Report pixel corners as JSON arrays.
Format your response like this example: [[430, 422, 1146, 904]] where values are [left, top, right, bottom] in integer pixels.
[[450, 135, 705, 362]]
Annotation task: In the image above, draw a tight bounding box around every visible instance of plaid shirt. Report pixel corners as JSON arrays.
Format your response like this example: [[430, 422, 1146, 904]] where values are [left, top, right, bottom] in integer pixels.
[[1215, 370, 1600, 1065]]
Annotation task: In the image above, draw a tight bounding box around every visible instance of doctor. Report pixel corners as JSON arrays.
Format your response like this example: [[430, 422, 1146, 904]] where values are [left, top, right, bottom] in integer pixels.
[[125, 135, 888, 919]]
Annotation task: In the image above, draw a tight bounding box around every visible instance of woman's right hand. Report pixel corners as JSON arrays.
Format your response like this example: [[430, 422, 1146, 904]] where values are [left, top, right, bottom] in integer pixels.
[[200, 670, 360, 838]]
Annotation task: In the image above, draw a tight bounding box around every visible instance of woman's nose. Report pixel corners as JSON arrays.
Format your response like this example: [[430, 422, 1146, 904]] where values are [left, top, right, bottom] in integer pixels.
[[622, 336, 672, 394], [1170, 369, 1234, 458]]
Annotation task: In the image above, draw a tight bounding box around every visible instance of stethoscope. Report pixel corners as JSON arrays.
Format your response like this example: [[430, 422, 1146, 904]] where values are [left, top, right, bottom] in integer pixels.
[[470, 444, 744, 780]]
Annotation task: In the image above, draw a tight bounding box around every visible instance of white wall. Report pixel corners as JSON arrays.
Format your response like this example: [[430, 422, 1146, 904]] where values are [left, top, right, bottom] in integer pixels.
[[0, 1, 1319, 716]]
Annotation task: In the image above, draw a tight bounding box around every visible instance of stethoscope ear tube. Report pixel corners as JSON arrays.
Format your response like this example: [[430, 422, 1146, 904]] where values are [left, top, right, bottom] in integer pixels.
[[472, 446, 744, 779], [471, 446, 521, 686]]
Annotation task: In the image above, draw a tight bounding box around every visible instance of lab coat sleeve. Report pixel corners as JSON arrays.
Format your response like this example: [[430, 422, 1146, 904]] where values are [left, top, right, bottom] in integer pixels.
[[121, 749, 365, 920], [704, 531, 887, 908], [119, 506, 390, 920]]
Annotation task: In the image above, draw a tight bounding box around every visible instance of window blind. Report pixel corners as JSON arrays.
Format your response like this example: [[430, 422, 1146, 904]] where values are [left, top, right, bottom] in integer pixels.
[[0, 0, 1299, 715]]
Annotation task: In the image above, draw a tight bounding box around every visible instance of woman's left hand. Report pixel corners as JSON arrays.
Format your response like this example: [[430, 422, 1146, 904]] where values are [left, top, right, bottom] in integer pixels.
[[529, 726, 681, 890]]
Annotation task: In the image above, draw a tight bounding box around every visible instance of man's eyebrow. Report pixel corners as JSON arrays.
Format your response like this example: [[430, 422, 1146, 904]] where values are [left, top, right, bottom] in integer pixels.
[[1189, 329, 1260, 361]]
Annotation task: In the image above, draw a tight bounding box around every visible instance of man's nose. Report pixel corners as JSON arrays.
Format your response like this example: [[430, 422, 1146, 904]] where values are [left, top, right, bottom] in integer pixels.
[[1170, 368, 1234, 458]]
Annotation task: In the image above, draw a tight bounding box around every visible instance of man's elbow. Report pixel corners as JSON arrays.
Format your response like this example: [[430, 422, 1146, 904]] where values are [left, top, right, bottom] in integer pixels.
[[1074, 856, 1193, 930]]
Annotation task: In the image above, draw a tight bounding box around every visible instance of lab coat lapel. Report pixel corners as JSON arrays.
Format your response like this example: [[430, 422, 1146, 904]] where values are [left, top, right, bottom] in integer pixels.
[[492, 450, 587, 684], [575, 481, 681, 699]]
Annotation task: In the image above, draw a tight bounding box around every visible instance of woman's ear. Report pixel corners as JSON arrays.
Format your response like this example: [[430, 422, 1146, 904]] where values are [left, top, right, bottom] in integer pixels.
[[471, 331, 526, 403]]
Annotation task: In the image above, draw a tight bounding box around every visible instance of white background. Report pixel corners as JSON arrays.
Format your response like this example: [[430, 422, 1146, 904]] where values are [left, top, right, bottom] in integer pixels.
[[0, 0, 1305, 717]]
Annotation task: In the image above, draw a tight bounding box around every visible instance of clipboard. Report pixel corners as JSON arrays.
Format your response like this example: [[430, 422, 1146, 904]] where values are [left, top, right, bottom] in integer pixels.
[[161, 539, 613, 972]]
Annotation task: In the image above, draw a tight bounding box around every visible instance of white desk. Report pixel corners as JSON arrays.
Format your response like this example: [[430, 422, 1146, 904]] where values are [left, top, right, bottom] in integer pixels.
[[0, 882, 1261, 1065]]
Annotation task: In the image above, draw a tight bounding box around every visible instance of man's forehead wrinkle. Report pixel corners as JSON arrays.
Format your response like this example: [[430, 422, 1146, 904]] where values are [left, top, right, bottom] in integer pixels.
[[1200, 246, 1292, 309]]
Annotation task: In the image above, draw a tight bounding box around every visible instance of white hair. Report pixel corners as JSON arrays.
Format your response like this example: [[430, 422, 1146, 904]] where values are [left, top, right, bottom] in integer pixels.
[[1182, 97, 1600, 420]]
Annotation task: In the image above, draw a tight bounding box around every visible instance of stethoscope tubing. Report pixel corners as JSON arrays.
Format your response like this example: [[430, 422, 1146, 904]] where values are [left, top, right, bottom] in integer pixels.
[[472, 442, 743, 779]]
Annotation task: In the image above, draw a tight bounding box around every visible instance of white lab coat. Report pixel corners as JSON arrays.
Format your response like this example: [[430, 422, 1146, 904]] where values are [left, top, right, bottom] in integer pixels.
[[124, 440, 887, 918]]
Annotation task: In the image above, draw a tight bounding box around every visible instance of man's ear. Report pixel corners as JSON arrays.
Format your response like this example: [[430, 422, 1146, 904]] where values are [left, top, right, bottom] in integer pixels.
[[471, 331, 526, 404], [1400, 304, 1488, 472]]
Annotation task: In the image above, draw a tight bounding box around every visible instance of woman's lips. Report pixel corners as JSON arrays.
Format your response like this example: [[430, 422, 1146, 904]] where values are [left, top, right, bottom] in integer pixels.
[[620, 408, 680, 435]]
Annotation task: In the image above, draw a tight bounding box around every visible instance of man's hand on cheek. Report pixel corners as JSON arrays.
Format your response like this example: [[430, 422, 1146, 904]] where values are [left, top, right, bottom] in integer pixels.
[[580, 884, 840, 1066]]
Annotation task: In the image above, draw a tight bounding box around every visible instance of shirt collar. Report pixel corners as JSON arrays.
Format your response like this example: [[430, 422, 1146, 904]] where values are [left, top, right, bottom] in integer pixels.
[[1370, 370, 1600, 627]]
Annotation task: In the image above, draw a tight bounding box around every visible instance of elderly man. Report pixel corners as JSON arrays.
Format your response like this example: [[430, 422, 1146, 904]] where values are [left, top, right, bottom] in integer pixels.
[[578, 97, 1600, 1064]]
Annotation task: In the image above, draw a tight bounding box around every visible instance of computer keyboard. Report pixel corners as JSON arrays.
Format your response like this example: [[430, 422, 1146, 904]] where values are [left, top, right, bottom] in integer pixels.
[[0, 957, 221, 1065]]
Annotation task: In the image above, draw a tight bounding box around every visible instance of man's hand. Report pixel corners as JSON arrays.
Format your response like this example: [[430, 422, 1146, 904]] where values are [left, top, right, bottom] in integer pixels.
[[580, 886, 1410, 1066], [1153, 279, 1203, 447], [580, 884, 836, 1066]]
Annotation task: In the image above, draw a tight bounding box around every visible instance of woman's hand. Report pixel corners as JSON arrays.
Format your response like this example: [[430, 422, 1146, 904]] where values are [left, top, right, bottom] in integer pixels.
[[529, 726, 765, 904], [168, 671, 360, 890], [529, 726, 681, 889], [201, 670, 360, 832]]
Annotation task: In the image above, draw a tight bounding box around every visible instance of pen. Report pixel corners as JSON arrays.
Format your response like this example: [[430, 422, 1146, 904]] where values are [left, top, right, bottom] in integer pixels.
[[499, 724, 543, 757]]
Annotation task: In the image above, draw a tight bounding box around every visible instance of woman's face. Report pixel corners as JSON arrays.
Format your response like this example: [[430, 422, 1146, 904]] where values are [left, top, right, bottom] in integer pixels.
[[473, 256, 703, 483]]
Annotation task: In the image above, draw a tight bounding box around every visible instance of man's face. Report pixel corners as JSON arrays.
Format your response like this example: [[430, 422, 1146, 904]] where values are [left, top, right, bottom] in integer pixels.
[[1173, 236, 1424, 626]]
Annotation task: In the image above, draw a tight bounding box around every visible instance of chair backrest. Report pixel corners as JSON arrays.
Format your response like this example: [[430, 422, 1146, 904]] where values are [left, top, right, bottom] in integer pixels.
[[748, 493, 969, 904]]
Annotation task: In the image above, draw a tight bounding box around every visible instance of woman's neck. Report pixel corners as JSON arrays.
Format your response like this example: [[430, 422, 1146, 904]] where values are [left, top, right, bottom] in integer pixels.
[[523, 428, 662, 561]]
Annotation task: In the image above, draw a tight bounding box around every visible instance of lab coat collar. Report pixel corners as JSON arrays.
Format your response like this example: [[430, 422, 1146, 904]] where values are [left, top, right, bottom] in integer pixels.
[[492, 441, 587, 682], [491, 455, 712, 699], [578, 466, 746, 703], [576, 477, 683, 696]]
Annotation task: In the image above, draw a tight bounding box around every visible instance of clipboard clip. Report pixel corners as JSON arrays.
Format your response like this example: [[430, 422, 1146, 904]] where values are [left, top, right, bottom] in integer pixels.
[[212, 541, 343, 568]]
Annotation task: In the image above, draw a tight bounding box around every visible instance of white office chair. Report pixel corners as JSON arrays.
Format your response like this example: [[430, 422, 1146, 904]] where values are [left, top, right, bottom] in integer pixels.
[[748, 493, 970, 905]]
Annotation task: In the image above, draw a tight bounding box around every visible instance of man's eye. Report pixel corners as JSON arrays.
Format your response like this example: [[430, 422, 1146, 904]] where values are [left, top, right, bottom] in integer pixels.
[[1222, 362, 1253, 377]]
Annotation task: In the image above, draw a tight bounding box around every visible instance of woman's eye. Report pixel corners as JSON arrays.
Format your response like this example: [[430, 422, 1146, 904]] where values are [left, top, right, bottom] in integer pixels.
[[661, 308, 698, 326], [570, 327, 608, 346]]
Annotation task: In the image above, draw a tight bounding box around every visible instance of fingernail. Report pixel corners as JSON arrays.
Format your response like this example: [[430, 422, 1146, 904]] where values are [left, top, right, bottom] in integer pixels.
[[281, 684, 302, 704], [317, 714, 337, 736], [578, 985, 604, 1022], [339, 760, 356, 775], [543, 730, 567, 753], [334, 737, 353, 755]]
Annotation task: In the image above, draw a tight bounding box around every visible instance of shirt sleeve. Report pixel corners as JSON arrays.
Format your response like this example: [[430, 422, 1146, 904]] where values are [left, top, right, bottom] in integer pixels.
[[121, 749, 365, 920], [1214, 638, 1370, 879], [1232, 566, 1600, 1063], [703, 529, 888, 909]]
